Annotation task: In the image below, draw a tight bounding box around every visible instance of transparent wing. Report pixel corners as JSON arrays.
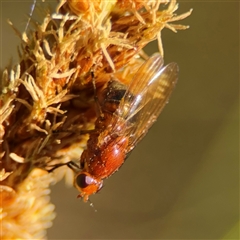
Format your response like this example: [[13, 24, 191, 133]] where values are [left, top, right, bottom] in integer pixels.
[[112, 53, 179, 153]]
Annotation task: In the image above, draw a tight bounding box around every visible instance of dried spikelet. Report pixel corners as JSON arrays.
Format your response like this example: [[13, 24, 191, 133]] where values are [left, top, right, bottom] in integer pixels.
[[0, 169, 55, 239], [0, 0, 192, 238]]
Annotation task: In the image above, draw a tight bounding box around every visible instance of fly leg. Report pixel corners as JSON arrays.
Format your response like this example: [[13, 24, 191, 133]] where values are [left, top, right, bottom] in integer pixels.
[[52, 129, 95, 135], [91, 71, 104, 118], [47, 161, 80, 173]]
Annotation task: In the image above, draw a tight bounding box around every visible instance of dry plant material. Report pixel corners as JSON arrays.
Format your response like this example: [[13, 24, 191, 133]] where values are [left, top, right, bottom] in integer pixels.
[[0, 0, 192, 238]]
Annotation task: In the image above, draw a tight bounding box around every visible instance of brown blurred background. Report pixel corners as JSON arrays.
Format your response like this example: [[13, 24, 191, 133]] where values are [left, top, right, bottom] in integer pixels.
[[0, 1, 238, 239]]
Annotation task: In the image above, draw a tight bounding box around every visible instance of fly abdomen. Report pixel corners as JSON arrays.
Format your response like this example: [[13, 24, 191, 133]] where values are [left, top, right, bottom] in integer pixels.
[[98, 79, 127, 113]]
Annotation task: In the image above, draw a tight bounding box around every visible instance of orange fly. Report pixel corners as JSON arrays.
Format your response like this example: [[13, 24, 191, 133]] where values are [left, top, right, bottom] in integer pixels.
[[49, 53, 178, 202]]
